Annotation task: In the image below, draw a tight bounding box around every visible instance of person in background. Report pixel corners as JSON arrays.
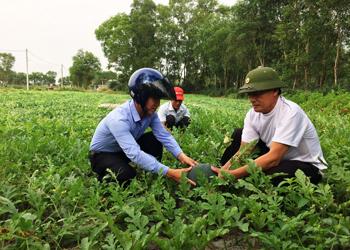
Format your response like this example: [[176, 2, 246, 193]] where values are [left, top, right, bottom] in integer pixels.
[[212, 66, 327, 185], [158, 86, 191, 130], [89, 68, 197, 185]]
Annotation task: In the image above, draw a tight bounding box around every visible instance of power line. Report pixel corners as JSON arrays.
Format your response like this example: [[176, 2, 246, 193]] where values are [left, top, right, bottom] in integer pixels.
[[2, 48, 66, 72], [1, 48, 62, 68], [1, 48, 67, 89], [28, 50, 61, 67]]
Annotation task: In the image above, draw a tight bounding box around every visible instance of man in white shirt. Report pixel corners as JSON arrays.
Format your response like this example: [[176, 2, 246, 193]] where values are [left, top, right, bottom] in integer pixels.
[[158, 86, 191, 129], [212, 66, 327, 185]]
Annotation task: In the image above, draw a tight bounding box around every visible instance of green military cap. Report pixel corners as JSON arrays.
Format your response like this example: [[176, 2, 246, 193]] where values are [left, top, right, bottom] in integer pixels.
[[239, 66, 284, 94]]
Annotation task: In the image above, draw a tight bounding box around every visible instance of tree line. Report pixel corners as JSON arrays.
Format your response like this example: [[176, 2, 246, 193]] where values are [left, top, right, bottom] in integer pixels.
[[95, 0, 350, 92], [2, 0, 350, 92], [0, 51, 117, 89], [0, 53, 58, 87]]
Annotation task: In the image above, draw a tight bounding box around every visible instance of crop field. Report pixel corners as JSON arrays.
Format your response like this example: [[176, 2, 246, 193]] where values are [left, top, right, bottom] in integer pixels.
[[1, 88, 350, 249]]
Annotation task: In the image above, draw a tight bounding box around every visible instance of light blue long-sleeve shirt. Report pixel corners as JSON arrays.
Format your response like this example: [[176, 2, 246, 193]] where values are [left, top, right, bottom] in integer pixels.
[[90, 100, 183, 175]]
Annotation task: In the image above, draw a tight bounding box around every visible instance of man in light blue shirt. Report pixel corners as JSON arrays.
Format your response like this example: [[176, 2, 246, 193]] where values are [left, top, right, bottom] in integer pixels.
[[89, 68, 197, 185]]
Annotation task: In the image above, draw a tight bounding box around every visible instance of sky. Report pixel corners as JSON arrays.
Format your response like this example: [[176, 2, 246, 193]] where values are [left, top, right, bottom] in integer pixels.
[[0, 0, 236, 77]]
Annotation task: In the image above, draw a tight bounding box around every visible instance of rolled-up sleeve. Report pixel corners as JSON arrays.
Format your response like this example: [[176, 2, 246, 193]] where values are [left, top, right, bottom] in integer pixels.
[[151, 115, 183, 157], [106, 117, 169, 175]]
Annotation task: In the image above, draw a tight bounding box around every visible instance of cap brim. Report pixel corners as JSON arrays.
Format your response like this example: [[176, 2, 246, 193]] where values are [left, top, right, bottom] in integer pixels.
[[176, 95, 184, 100]]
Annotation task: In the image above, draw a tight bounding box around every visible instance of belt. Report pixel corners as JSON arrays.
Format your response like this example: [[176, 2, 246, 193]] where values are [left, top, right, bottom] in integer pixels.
[[88, 150, 100, 158], [89, 150, 121, 157]]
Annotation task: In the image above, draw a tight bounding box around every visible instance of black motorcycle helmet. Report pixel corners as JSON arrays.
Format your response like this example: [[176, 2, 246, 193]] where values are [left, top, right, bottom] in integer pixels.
[[128, 68, 175, 108]]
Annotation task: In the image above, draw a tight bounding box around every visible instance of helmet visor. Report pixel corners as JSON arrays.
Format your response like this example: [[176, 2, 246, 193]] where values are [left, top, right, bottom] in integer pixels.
[[150, 77, 175, 100]]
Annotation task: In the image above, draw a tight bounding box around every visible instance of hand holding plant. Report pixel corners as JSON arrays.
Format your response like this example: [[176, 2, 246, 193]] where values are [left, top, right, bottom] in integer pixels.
[[211, 162, 236, 178], [177, 152, 198, 167], [211, 140, 258, 178], [166, 167, 196, 186]]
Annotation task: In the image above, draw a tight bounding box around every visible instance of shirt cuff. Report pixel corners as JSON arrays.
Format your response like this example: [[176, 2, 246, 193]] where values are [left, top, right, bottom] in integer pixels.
[[172, 148, 183, 159], [154, 163, 169, 175]]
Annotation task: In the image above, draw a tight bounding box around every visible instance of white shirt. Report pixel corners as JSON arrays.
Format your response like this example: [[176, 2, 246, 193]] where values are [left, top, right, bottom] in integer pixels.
[[158, 101, 190, 123], [242, 96, 327, 170]]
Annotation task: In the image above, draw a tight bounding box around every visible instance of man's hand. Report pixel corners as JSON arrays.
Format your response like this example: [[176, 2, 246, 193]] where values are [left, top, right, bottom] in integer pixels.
[[212, 142, 290, 180], [166, 167, 196, 186], [211, 159, 232, 178], [177, 152, 198, 167], [211, 164, 235, 178]]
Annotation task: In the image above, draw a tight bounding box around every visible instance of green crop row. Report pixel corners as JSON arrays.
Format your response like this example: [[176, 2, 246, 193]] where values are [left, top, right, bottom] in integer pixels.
[[0, 89, 349, 249]]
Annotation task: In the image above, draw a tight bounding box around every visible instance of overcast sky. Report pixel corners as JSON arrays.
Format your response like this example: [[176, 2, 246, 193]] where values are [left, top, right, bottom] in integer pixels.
[[0, 0, 236, 77]]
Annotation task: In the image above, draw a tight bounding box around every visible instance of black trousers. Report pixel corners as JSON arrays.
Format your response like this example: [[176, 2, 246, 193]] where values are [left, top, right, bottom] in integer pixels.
[[165, 115, 190, 130], [89, 132, 163, 184], [220, 128, 322, 185]]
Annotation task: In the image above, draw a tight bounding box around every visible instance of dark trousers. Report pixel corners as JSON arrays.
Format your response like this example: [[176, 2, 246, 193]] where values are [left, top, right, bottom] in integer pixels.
[[220, 128, 322, 185], [165, 115, 190, 130], [88, 132, 163, 184]]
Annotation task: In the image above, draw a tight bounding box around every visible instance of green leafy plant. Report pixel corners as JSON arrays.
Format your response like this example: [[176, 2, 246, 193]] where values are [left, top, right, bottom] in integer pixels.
[[0, 89, 349, 249]]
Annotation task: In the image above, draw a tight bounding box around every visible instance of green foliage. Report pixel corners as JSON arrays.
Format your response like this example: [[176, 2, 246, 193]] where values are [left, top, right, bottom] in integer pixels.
[[93, 71, 117, 87], [58, 76, 72, 86], [8, 72, 27, 86], [0, 53, 15, 72], [95, 0, 350, 92], [69, 49, 101, 88], [0, 89, 350, 249], [95, 0, 159, 84], [95, 13, 133, 80], [0, 53, 15, 86], [28, 71, 57, 85]]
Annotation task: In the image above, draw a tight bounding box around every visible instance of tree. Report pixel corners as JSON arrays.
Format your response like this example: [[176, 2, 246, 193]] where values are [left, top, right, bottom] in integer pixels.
[[325, 0, 350, 87], [69, 50, 101, 88], [96, 0, 159, 84], [9, 72, 26, 86], [274, 0, 350, 89], [186, 0, 236, 90], [94, 0, 350, 93], [167, 0, 196, 87], [94, 70, 117, 86], [95, 13, 133, 79], [155, 1, 194, 82], [130, 0, 159, 70], [0, 53, 15, 86], [44, 71, 57, 84], [29, 72, 45, 85], [58, 76, 72, 86]]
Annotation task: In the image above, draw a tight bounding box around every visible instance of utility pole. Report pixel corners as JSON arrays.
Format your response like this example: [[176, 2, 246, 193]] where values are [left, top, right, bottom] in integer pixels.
[[61, 64, 64, 86], [26, 49, 29, 90]]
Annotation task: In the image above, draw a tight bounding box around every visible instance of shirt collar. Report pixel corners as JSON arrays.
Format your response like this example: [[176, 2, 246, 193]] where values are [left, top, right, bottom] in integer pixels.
[[168, 101, 175, 111], [129, 100, 141, 122], [262, 96, 282, 117], [168, 101, 182, 112]]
